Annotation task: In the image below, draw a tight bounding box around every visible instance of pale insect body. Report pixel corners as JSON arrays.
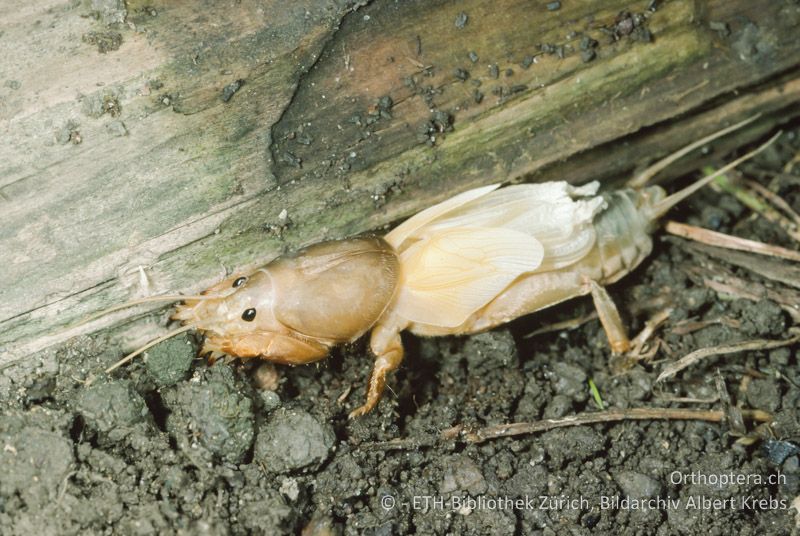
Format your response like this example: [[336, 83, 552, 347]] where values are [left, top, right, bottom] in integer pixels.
[[171, 237, 399, 365], [101, 116, 780, 417]]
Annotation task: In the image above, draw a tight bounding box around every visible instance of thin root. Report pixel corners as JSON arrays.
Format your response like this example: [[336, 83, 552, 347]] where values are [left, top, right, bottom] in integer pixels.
[[683, 240, 800, 292], [656, 328, 800, 383], [361, 407, 773, 449], [462, 407, 772, 443], [654, 394, 720, 404], [683, 259, 800, 323], [744, 178, 800, 228], [670, 316, 741, 336], [712, 167, 800, 244]]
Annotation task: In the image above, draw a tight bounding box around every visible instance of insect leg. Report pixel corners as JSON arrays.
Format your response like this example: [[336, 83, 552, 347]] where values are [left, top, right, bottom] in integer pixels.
[[587, 280, 631, 354], [349, 322, 405, 418]]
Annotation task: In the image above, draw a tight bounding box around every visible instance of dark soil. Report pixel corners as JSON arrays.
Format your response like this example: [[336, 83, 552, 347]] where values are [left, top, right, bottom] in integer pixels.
[[2, 129, 799, 535]]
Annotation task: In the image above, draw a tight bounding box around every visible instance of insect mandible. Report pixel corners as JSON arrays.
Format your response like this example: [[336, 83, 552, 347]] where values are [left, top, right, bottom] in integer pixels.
[[98, 115, 780, 417]]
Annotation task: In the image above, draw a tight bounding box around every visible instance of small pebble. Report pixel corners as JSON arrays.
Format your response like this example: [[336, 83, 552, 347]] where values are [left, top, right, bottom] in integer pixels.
[[746, 379, 781, 412], [763, 440, 800, 465], [377, 95, 393, 110], [549, 362, 587, 399], [282, 151, 301, 168]]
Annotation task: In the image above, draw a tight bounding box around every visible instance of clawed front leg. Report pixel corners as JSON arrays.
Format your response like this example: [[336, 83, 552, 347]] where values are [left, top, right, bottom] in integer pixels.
[[348, 321, 405, 418]]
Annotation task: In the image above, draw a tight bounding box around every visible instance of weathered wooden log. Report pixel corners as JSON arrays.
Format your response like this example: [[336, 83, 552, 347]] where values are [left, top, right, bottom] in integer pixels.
[[1, 0, 799, 365]]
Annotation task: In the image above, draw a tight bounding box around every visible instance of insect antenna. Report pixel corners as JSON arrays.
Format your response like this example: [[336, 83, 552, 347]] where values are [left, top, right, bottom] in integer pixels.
[[77, 294, 217, 326], [628, 113, 761, 188], [646, 131, 782, 221], [104, 324, 195, 374]]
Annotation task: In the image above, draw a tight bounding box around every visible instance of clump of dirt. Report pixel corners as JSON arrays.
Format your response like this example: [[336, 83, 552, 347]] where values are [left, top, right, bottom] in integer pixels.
[[1, 128, 799, 534]]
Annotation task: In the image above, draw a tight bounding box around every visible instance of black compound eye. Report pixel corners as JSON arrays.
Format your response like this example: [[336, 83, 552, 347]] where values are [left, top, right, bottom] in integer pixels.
[[241, 308, 257, 322], [232, 276, 247, 288]]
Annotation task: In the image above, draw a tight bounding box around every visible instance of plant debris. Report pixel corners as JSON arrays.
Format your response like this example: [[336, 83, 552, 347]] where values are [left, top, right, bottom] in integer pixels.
[[459, 407, 773, 443], [657, 328, 800, 382], [666, 221, 800, 262]]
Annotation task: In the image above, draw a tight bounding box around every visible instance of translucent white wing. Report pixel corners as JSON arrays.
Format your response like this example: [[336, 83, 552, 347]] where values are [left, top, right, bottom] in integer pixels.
[[394, 226, 544, 327], [538, 226, 597, 271], [385, 183, 500, 250], [422, 182, 603, 239], [408, 181, 605, 272]]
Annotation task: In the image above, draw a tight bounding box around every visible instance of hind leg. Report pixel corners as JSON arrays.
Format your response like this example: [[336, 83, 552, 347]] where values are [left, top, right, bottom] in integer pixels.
[[465, 272, 631, 354], [587, 280, 630, 353]]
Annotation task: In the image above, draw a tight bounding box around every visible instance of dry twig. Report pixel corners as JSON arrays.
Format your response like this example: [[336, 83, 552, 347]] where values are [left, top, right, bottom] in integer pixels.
[[715, 370, 745, 436], [744, 178, 800, 228], [463, 407, 772, 443], [627, 308, 672, 361], [711, 168, 800, 243], [666, 221, 800, 262], [683, 261, 800, 323], [684, 241, 800, 290], [654, 394, 720, 404], [657, 328, 800, 382]]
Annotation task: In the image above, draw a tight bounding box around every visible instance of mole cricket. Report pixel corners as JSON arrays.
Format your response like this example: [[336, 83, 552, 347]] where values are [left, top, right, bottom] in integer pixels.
[[94, 115, 779, 417]]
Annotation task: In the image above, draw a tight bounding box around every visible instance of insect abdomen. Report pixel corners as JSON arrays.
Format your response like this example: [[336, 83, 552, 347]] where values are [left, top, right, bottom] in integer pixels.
[[590, 190, 654, 284]]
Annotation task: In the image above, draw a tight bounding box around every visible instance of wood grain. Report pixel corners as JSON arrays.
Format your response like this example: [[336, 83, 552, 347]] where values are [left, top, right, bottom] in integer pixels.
[[2, 0, 799, 365]]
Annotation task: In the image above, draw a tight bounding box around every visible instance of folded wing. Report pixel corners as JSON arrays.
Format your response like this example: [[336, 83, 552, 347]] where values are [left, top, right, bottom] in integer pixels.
[[386, 181, 608, 327], [393, 227, 544, 327]]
